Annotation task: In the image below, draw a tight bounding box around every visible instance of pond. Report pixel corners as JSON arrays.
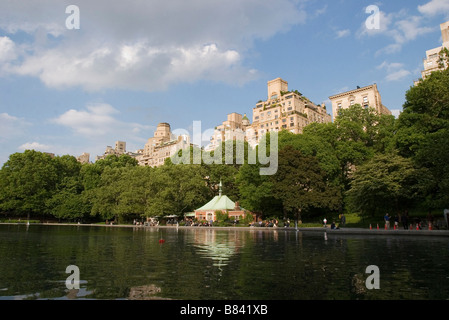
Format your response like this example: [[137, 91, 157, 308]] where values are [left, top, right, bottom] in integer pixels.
[[0, 224, 448, 300]]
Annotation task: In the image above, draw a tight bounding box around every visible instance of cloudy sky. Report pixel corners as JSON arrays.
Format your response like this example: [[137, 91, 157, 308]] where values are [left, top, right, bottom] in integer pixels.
[[1, 0, 449, 165]]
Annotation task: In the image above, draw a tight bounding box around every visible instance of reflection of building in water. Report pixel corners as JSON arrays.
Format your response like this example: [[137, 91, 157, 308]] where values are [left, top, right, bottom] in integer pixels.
[[190, 229, 242, 268]]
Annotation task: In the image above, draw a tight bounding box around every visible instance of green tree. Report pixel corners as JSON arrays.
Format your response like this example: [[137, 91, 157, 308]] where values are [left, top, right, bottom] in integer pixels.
[[115, 166, 152, 219], [90, 167, 125, 222], [395, 66, 449, 209], [145, 164, 210, 218], [347, 153, 426, 218], [271, 146, 342, 225], [236, 163, 281, 221], [46, 175, 90, 221], [0, 150, 59, 216]]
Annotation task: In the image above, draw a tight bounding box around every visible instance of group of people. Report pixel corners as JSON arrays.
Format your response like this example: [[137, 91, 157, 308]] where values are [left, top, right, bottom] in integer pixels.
[[323, 213, 346, 229], [248, 219, 280, 228], [184, 218, 213, 227], [383, 211, 440, 230]]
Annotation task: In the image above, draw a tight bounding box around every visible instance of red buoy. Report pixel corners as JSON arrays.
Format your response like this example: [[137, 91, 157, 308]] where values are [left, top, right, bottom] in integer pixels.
[[159, 239, 165, 244]]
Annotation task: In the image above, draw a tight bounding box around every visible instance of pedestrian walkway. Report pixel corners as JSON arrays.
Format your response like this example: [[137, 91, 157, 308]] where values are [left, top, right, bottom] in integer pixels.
[[322, 227, 449, 237]]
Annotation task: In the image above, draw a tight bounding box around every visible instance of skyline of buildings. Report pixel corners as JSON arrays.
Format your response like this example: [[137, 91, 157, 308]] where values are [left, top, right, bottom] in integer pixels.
[[2, 2, 449, 169], [57, 19, 449, 165], [86, 76, 391, 166]]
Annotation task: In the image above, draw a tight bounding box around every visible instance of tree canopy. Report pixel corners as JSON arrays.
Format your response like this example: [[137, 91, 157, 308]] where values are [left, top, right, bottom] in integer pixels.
[[1, 66, 448, 224]]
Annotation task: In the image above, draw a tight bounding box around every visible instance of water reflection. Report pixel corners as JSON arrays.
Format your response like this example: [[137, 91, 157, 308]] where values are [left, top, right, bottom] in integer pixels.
[[190, 229, 241, 268], [1, 225, 448, 300]]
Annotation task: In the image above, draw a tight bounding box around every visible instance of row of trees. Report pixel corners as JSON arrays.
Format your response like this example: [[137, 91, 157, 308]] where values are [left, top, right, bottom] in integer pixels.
[[1, 62, 448, 224]]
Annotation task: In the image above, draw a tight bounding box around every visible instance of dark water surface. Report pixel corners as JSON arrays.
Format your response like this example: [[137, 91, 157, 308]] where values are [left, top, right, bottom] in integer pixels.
[[0, 224, 448, 300]]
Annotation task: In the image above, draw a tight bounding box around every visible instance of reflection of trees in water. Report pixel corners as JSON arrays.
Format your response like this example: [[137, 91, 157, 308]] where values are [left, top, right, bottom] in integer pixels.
[[128, 284, 171, 300], [0, 225, 447, 300]]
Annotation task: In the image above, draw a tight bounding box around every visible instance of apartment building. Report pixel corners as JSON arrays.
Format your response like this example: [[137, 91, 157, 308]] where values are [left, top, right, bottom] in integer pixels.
[[246, 77, 331, 147], [136, 122, 191, 167], [329, 84, 391, 121], [96, 141, 127, 161], [206, 112, 250, 151], [76, 152, 90, 164], [417, 20, 449, 83]]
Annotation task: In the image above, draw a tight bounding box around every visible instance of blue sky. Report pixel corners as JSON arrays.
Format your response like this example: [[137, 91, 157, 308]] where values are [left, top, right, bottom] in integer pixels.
[[1, 0, 449, 166]]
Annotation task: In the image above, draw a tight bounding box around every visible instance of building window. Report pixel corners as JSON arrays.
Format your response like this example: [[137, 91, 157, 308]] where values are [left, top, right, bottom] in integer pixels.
[[350, 100, 355, 106], [363, 96, 368, 103]]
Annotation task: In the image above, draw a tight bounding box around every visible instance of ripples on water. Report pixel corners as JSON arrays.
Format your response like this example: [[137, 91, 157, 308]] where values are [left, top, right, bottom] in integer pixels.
[[0, 224, 448, 300]]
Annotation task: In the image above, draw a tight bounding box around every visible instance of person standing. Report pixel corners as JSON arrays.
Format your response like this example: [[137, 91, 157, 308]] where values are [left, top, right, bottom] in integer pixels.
[[402, 211, 409, 230], [394, 215, 399, 230], [384, 213, 390, 229], [340, 213, 346, 227], [427, 211, 434, 230], [445, 209, 449, 229]]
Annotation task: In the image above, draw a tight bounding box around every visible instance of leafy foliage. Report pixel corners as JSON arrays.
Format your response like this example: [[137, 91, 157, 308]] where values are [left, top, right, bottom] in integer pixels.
[[1, 67, 449, 223]]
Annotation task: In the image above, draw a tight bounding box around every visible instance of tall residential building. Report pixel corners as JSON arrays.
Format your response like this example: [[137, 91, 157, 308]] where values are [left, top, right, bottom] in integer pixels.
[[76, 152, 90, 164], [246, 77, 331, 147], [206, 112, 250, 151], [136, 122, 191, 167], [329, 84, 391, 121], [96, 140, 127, 161], [417, 20, 449, 83]]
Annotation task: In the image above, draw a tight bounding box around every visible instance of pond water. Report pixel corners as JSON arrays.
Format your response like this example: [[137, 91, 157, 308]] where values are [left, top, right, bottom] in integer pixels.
[[0, 224, 448, 300]]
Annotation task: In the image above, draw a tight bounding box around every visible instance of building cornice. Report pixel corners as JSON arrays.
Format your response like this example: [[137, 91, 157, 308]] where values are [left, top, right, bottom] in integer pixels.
[[329, 84, 376, 100]]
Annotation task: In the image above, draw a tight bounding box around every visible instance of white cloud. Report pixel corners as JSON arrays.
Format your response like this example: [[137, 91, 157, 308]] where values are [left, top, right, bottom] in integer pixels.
[[18, 142, 53, 152], [0, 37, 16, 62], [0, 112, 31, 143], [0, 0, 307, 91], [357, 8, 434, 55], [336, 29, 351, 39], [385, 69, 412, 82], [377, 61, 411, 82], [52, 103, 152, 138], [418, 0, 449, 16]]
